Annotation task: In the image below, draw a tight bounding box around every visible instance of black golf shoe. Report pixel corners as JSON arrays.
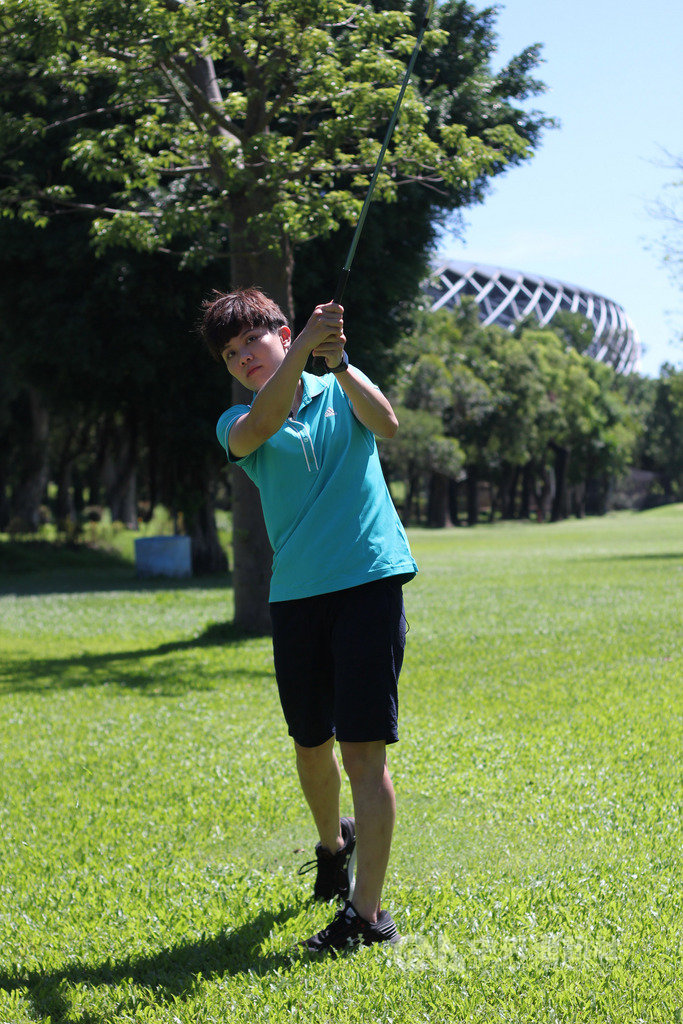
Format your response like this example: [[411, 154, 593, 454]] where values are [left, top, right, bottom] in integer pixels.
[[301, 900, 400, 955], [298, 816, 356, 901]]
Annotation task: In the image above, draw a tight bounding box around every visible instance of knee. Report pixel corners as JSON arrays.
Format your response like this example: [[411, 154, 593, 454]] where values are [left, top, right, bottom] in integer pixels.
[[340, 740, 387, 786], [295, 737, 336, 776]]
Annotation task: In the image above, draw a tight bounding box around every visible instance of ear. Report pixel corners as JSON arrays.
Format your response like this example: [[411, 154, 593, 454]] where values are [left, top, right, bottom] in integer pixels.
[[279, 325, 292, 351]]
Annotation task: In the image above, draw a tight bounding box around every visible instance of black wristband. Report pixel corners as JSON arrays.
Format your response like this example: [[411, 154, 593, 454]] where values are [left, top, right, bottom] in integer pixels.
[[329, 350, 349, 373]]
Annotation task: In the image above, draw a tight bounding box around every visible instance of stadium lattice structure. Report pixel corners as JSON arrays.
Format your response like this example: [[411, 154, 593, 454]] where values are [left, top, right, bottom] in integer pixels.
[[426, 260, 640, 373]]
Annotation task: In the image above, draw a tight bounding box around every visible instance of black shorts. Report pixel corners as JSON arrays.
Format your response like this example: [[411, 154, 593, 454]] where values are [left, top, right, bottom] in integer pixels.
[[269, 576, 407, 748]]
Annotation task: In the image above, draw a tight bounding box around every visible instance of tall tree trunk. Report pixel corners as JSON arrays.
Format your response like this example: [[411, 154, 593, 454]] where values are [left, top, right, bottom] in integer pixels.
[[501, 463, 519, 519], [177, 50, 266, 615], [55, 457, 76, 527], [488, 480, 496, 523], [534, 463, 554, 523], [101, 416, 138, 528], [449, 478, 461, 526], [72, 467, 85, 516], [571, 481, 586, 518], [187, 487, 229, 574], [144, 413, 159, 522], [10, 387, 50, 531], [598, 473, 611, 515], [229, 204, 293, 632], [466, 464, 479, 526], [427, 471, 453, 528], [402, 467, 418, 526], [0, 459, 10, 531], [520, 461, 533, 520], [550, 443, 570, 522]]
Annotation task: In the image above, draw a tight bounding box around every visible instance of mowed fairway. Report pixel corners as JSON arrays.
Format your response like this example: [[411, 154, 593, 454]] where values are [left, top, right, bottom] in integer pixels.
[[1, 507, 681, 1024]]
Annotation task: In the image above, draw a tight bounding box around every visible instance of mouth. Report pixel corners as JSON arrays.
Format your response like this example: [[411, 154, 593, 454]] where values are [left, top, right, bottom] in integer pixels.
[[246, 364, 261, 378]]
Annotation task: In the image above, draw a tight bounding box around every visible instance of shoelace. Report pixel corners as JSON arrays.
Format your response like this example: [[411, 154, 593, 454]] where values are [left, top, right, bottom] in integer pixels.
[[298, 843, 343, 877], [297, 857, 319, 877], [319, 904, 358, 941]]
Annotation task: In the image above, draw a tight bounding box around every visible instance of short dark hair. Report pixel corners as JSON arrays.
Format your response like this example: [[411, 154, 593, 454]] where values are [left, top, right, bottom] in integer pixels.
[[200, 287, 289, 362]]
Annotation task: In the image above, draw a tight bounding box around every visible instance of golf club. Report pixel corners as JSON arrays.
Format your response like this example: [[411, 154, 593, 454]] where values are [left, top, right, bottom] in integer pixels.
[[314, 0, 435, 372], [334, 0, 436, 307]]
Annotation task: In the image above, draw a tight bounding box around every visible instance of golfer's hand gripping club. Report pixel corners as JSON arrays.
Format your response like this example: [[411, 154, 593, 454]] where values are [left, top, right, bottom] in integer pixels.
[[313, 0, 435, 372]]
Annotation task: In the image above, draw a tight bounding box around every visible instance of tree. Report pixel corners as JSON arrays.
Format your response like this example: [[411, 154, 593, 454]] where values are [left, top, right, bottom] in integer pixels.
[[614, 371, 658, 471], [1, 0, 554, 627], [293, 185, 438, 388], [547, 310, 595, 356], [385, 302, 638, 526], [0, 61, 228, 556], [641, 363, 683, 502], [648, 153, 683, 294], [381, 324, 465, 526], [567, 358, 636, 516], [0, 205, 230, 567], [381, 406, 463, 525], [386, 304, 489, 525]]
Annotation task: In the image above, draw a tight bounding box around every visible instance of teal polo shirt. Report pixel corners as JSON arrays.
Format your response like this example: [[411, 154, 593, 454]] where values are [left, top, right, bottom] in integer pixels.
[[216, 370, 417, 602]]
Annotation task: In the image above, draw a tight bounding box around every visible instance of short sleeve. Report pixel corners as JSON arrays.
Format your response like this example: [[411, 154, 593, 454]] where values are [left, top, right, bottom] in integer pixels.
[[216, 404, 251, 462]]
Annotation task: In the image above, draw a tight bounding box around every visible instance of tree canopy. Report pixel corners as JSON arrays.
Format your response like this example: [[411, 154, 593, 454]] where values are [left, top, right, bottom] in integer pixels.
[[381, 302, 639, 525], [1, 1, 552, 262], [0, 0, 557, 627]]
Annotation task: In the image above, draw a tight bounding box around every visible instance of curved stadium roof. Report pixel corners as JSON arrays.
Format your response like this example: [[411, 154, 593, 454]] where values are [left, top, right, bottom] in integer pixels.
[[426, 260, 640, 373]]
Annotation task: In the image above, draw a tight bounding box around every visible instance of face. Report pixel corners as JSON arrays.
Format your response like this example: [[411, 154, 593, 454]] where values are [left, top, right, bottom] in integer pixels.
[[221, 324, 291, 390]]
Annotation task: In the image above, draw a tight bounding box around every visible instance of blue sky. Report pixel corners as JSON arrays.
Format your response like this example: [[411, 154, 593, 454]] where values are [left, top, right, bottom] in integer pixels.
[[437, 0, 682, 376]]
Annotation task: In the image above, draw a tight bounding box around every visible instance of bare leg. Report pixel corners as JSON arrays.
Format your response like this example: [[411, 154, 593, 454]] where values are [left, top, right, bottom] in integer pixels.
[[339, 740, 395, 923], [295, 737, 343, 852]]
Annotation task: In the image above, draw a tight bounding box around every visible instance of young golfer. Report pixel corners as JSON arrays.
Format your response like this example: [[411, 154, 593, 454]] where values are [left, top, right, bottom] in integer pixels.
[[201, 287, 417, 953]]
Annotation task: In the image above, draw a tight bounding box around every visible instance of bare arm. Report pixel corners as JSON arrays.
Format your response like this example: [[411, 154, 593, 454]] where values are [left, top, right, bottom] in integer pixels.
[[228, 303, 343, 457], [335, 367, 399, 438], [312, 334, 399, 439], [229, 339, 308, 457]]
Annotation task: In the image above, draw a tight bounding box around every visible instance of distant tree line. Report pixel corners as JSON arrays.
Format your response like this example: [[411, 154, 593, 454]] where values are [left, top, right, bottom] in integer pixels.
[[1, 253, 680, 546], [380, 302, 683, 527]]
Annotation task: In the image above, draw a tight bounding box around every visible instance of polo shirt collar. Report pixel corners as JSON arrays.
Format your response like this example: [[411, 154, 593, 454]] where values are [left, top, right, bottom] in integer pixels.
[[249, 369, 326, 409], [300, 371, 327, 409]]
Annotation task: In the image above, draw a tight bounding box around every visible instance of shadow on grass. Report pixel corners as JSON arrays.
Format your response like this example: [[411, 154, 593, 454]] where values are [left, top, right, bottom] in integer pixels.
[[0, 540, 234, 597], [576, 552, 683, 563], [0, 621, 272, 696], [0, 907, 302, 1024]]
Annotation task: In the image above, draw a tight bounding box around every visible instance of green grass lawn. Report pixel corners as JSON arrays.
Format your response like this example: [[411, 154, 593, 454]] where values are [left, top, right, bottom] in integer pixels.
[[1, 508, 681, 1023]]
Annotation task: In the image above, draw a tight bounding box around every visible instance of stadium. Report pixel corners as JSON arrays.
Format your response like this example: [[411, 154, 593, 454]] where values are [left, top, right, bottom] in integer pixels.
[[426, 260, 641, 373]]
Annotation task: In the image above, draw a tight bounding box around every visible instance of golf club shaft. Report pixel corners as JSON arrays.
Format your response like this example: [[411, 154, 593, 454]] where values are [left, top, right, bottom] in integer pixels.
[[333, 0, 435, 306]]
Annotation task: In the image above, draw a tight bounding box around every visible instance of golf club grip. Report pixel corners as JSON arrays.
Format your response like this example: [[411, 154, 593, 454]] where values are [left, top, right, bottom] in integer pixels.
[[311, 270, 349, 373], [333, 269, 350, 306]]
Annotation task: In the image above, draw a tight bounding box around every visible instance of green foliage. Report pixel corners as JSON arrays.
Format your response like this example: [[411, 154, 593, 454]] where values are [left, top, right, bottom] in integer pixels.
[[0, 0, 556, 561], [614, 367, 683, 506], [0, 0, 554, 263], [1, 509, 682, 1021], [293, 0, 556, 379], [382, 403, 464, 480], [641, 363, 683, 499], [548, 310, 596, 355], [292, 184, 438, 386], [383, 301, 639, 523]]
